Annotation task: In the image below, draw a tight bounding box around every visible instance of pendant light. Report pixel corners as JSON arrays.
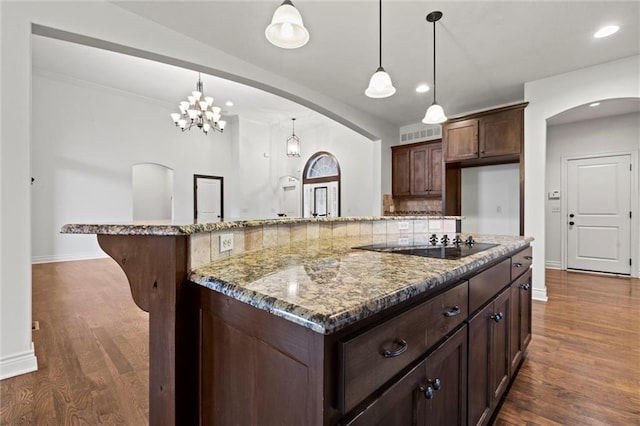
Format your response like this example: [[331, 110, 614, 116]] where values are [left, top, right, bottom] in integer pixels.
[[265, 0, 310, 49], [286, 118, 301, 157], [365, 0, 396, 98], [422, 11, 447, 124]]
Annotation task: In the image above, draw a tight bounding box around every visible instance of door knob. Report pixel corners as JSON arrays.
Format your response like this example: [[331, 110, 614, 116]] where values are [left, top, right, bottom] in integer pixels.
[[569, 221, 575, 226], [569, 213, 575, 218]]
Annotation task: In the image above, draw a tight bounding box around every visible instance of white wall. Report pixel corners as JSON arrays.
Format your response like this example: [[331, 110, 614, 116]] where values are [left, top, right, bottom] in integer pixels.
[[461, 164, 520, 236], [235, 117, 378, 219], [545, 112, 640, 267], [1, 0, 394, 380], [525, 55, 640, 302], [31, 71, 234, 263]]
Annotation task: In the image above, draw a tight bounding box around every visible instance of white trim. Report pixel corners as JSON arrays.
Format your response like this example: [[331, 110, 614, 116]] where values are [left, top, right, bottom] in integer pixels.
[[560, 150, 637, 277], [545, 260, 562, 269], [0, 343, 38, 380], [532, 288, 549, 302], [31, 252, 108, 264]]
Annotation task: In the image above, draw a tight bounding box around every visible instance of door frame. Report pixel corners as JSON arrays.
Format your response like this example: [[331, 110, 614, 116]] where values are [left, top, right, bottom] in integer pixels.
[[193, 174, 224, 223], [560, 150, 638, 276]]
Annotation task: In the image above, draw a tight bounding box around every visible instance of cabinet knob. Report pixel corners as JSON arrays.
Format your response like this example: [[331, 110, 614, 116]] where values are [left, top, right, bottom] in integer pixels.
[[523, 255, 533, 261], [444, 306, 461, 317], [420, 386, 434, 399], [490, 312, 504, 322], [521, 283, 531, 291], [381, 339, 408, 358], [419, 378, 441, 399], [513, 262, 523, 268]]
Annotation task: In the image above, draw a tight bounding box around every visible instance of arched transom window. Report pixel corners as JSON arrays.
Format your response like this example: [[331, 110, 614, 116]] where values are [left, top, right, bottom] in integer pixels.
[[302, 152, 341, 217]]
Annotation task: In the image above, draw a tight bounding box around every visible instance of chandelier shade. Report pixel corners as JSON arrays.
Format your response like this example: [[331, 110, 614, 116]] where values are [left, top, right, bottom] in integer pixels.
[[422, 11, 447, 124], [265, 0, 310, 49], [286, 118, 301, 157], [365, 0, 395, 98], [171, 74, 226, 135]]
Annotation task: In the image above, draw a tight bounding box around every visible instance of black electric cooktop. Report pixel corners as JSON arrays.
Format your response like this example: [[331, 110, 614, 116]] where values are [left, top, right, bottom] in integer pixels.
[[353, 239, 497, 260]]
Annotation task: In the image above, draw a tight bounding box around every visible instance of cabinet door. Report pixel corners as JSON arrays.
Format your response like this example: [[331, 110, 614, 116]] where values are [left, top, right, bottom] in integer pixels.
[[392, 147, 411, 196], [467, 288, 511, 426], [427, 144, 443, 197], [416, 325, 467, 426], [479, 109, 522, 158], [410, 145, 429, 196], [443, 119, 478, 162], [490, 289, 511, 405], [509, 269, 533, 375]]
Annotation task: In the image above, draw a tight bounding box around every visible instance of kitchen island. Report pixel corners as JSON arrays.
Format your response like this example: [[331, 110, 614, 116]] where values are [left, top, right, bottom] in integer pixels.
[[62, 216, 532, 426]]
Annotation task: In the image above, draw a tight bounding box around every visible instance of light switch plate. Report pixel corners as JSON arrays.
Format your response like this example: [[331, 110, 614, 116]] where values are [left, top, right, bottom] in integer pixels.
[[220, 234, 233, 252]]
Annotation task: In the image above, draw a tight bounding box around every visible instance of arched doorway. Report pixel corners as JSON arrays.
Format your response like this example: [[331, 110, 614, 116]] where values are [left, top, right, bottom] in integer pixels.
[[302, 152, 341, 218], [132, 163, 174, 222]]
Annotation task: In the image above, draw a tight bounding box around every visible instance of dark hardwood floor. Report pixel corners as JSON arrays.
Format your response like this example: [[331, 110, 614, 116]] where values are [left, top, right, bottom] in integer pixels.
[[1, 261, 638, 425]]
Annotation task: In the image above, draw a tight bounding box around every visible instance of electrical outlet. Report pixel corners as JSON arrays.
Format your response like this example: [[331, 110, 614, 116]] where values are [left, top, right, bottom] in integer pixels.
[[398, 237, 410, 245], [398, 221, 410, 231], [220, 234, 233, 252]]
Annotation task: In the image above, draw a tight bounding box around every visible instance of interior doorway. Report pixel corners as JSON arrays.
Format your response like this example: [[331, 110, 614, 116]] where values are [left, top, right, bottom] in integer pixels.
[[302, 152, 341, 218], [194, 175, 223, 223], [132, 163, 174, 222], [563, 153, 632, 274]]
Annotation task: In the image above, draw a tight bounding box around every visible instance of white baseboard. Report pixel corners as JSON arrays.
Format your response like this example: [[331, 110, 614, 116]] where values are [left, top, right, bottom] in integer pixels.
[[0, 343, 38, 380], [545, 260, 562, 270], [532, 287, 548, 302], [31, 252, 108, 264]]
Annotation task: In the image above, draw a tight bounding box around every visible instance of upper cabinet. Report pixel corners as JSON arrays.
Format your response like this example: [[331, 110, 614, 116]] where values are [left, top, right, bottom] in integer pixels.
[[443, 104, 526, 164], [392, 140, 442, 198]]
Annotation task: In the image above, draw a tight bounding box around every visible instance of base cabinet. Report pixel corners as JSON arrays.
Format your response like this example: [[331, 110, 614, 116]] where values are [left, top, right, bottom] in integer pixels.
[[467, 288, 511, 426], [344, 325, 467, 426], [510, 270, 532, 373]]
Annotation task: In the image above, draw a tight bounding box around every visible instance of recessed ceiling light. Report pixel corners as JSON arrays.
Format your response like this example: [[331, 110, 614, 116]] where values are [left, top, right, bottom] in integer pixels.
[[416, 84, 430, 93], [594, 25, 619, 38], [589, 102, 601, 107], [225, 101, 234, 107]]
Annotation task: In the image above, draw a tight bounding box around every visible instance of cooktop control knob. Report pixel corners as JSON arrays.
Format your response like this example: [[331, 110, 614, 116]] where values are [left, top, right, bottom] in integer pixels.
[[465, 236, 475, 246], [429, 234, 438, 246], [452, 235, 463, 246], [440, 235, 450, 246]]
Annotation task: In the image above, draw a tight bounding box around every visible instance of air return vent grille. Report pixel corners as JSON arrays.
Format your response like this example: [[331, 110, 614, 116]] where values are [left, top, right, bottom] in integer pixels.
[[400, 126, 441, 143]]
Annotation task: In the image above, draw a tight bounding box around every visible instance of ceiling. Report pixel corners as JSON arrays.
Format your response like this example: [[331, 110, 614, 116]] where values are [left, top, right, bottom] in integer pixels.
[[33, 1, 640, 130]]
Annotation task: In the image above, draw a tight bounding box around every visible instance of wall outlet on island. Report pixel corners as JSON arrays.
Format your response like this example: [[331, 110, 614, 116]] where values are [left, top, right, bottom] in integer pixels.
[[398, 221, 410, 231], [220, 234, 233, 252]]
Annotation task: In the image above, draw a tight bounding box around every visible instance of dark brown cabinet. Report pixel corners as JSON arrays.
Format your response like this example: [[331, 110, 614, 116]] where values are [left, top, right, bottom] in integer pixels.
[[392, 146, 411, 196], [467, 288, 511, 426], [344, 325, 468, 426], [510, 269, 532, 374], [443, 106, 524, 163], [392, 140, 442, 198]]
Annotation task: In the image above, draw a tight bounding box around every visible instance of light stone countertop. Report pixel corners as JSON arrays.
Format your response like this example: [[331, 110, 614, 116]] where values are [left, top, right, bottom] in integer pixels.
[[60, 215, 463, 236], [190, 234, 533, 334]]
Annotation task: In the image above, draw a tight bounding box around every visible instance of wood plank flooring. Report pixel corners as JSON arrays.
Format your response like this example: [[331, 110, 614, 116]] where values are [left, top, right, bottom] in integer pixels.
[[1, 261, 638, 425]]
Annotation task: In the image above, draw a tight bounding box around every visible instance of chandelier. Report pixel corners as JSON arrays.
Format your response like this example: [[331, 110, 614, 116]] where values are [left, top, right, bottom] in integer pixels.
[[286, 118, 300, 157], [170, 73, 226, 135]]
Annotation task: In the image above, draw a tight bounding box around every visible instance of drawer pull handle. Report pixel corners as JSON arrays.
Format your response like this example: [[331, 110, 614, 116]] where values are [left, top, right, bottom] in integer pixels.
[[419, 378, 441, 399], [523, 255, 533, 260], [490, 312, 504, 322], [513, 262, 523, 268], [444, 306, 461, 317], [521, 283, 531, 291], [381, 339, 408, 358]]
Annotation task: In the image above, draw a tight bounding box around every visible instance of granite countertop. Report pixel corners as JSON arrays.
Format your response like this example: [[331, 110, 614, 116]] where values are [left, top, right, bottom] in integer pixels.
[[60, 215, 463, 236], [190, 234, 533, 335]]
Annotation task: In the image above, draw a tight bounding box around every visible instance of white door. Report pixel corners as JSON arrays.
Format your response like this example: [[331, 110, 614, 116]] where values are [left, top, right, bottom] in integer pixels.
[[567, 154, 631, 274], [195, 176, 222, 223]]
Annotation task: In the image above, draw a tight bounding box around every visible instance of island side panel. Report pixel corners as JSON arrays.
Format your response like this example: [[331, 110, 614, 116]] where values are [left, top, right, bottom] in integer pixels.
[[97, 235, 199, 426], [198, 285, 325, 425]]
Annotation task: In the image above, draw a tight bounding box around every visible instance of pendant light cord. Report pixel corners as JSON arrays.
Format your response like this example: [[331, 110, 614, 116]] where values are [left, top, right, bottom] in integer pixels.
[[378, 0, 382, 68], [432, 20, 437, 103]]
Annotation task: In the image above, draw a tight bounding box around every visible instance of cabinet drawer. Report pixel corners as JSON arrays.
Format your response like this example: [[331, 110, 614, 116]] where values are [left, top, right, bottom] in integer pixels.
[[511, 246, 533, 280], [338, 282, 467, 414], [424, 281, 468, 347], [468, 259, 511, 313]]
